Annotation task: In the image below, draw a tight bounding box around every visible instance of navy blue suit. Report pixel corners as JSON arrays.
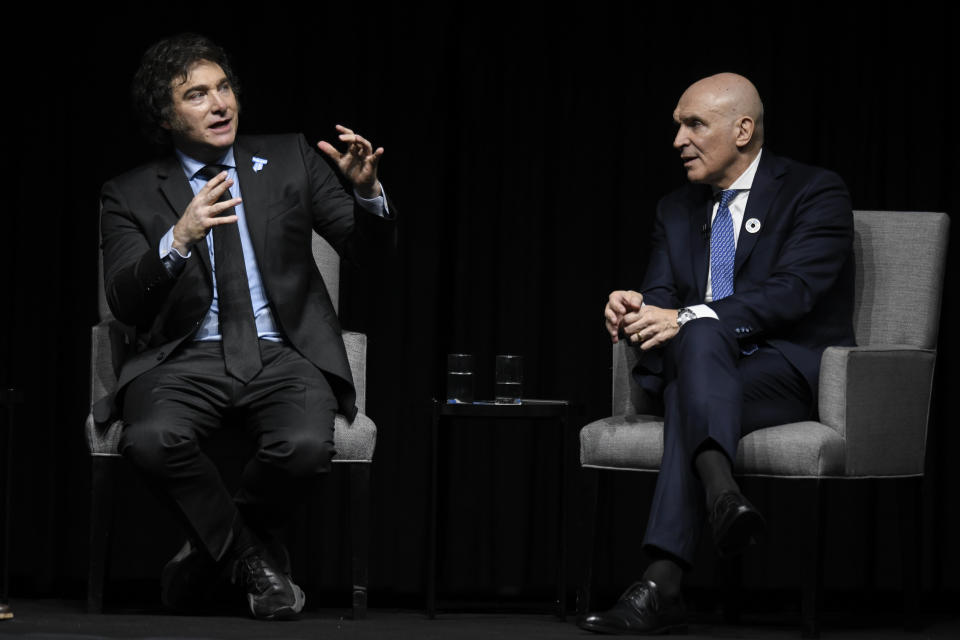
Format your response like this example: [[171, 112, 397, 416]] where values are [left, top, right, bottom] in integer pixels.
[[634, 152, 855, 565]]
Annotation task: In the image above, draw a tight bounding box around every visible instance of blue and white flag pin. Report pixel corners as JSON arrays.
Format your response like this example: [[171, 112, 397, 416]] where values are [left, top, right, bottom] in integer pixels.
[[252, 156, 269, 173]]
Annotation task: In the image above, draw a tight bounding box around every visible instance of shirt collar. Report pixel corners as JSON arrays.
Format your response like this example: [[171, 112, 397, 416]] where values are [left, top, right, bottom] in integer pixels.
[[175, 146, 237, 181], [711, 148, 763, 197], [727, 148, 763, 192]]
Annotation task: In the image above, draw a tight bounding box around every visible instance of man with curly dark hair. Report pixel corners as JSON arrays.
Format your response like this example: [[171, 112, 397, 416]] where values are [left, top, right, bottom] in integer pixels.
[[99, 33, 394, 620], [130, 34, 243, 147]]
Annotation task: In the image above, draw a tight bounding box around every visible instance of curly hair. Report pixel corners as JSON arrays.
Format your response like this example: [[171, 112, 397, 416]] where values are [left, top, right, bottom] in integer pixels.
[[131, 33, 241, 145]]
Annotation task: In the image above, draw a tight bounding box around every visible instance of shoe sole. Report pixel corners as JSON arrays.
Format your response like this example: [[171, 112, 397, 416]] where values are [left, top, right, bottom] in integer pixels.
[[716, 509, 766, 557], [249, 584, 306, 621], [578, 619, 688, 635]]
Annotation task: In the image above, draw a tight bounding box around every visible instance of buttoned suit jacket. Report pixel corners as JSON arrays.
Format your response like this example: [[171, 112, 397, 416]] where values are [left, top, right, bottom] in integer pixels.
[[634, 151, 856, 398], [97, 133, 394, 424]]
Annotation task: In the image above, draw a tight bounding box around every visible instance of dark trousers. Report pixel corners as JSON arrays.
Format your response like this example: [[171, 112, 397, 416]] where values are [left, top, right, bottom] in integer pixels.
[[642, 320, 812, 566], [119, 340, 338, 562]]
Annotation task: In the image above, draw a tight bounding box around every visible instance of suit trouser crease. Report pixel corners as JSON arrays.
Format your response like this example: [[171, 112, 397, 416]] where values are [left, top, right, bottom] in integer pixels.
[[119, 341, 338, 562], [642, 320, 812, 566]]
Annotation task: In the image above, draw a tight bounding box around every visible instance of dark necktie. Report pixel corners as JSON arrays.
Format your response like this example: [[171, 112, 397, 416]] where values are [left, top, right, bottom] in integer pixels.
[[710, 189, 739, 301], [198, 164, 263, 382]]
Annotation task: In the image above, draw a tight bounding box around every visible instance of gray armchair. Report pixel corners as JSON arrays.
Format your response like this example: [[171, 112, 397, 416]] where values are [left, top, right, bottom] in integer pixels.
[[578, 210, 949, 637], [86, 233, 375, 618]]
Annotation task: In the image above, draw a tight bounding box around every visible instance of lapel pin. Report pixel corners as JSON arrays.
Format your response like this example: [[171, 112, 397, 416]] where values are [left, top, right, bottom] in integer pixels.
[[252, 156, 269, 173], [745, 218, 761, 234]]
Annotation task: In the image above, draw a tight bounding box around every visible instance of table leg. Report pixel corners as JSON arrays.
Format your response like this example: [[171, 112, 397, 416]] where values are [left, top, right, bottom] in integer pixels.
[[427, 401, 439, 618], [0, 388, 23, 621], [556, 411, 568, 620]]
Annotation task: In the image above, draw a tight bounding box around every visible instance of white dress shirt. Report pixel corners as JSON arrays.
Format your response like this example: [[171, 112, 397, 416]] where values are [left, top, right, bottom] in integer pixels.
[[683, 148, 763, 322]]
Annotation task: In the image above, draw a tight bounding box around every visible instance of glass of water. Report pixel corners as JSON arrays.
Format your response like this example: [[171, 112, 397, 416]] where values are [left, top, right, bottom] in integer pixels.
[[446, 354, 474, 404], [495, 355, 523, 404]]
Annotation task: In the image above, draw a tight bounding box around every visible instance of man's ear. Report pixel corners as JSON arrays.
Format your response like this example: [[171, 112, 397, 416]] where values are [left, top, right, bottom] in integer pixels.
[[734, 116, 755, 149], [160, 121, 171, 131]]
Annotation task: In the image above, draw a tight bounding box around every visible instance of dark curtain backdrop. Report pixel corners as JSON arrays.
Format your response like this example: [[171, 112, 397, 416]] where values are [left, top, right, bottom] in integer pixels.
[[1, 2, 957, 610]]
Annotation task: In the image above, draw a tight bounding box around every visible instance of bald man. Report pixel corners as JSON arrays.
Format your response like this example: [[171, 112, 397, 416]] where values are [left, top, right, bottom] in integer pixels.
[[580, 74, 854, 634]]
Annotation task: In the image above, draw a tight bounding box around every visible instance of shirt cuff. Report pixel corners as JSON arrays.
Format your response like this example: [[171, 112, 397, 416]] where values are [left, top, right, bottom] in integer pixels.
[[158, 226, 191, 259], [158, 226, 190, 277], [354, 185, 392, 218], [685, 304, 719, 322]]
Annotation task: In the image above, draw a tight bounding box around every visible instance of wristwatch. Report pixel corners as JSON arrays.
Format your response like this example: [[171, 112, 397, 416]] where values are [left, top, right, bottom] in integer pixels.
[[677, 307, 697, 327]]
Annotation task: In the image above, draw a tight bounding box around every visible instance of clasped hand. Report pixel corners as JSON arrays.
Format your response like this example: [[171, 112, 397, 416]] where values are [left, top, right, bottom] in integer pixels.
[[604, 290, 679, 351], [317, 124, 384, 198]]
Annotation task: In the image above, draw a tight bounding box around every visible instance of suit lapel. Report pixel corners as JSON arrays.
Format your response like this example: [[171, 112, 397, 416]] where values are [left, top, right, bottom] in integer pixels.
[[688, 187, 713, 302], [233, 138, 270, 266], [157, 156, 193, 224], [157, 157, 212, 275], [734, 152, 785, 276]]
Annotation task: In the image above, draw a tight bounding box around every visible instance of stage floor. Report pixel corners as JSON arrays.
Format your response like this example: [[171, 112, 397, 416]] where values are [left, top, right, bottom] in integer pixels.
[[0, 599, 958, 639]]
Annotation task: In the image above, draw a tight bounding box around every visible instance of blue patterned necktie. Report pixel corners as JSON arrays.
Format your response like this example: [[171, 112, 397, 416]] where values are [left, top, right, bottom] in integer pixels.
[[710, 189, 739, 301]]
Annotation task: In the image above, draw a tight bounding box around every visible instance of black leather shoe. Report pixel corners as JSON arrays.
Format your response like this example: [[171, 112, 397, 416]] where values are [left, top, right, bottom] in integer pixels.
[[161, 540, 218, 611], [578, 580, 687, 635], [232, 545, 305, 620], [710, 490, 766, 557]]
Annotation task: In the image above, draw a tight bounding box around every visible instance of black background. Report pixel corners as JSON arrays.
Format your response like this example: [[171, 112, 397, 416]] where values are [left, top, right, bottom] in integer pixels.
[[1, 1, 957, 613]]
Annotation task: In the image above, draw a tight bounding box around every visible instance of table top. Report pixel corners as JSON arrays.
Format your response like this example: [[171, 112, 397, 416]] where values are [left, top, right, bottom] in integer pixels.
[[432, 398, 569, 418]]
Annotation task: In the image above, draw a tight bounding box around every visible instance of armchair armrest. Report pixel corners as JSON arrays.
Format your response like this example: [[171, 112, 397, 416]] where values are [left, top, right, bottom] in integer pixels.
[[88, 321, 128, 456], [612, 340, 659, 416], [818, 345, 936, 476], [342, 330, 368, 413], [90, 321, 122, 406]]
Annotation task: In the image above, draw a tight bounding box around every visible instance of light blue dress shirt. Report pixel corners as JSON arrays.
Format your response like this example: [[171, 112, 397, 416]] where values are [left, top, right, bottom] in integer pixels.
[[158, 147, 387, 342]]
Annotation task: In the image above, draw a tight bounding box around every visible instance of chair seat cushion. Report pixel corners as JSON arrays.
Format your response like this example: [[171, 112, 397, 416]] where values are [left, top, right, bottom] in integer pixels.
[[736, 421, 844, 477], [87, 411, 376, 463], [580, 416, 845, 477]]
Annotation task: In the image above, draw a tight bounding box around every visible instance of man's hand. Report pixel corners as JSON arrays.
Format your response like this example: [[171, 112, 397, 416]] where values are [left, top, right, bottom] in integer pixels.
[[317, 124, 384, 198], [604, 290, 644, 343], [172, 171, 241, 254], [623, 305, 680, 351]]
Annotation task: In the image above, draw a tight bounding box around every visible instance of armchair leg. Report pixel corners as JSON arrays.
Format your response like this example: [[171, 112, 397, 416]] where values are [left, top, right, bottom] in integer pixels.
[[348, 463, 371, 619], [0, 390, 21, 619], [576, 468, 600, 618], [721, 554, 743, 624], [87, 455, 118, 613], [801, 479, 825, 638], [899, 477, 922, 631]]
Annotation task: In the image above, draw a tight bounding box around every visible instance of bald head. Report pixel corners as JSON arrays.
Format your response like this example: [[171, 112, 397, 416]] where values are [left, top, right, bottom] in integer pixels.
[[683, 73, 764, 144], [672, 73, 765, 188]]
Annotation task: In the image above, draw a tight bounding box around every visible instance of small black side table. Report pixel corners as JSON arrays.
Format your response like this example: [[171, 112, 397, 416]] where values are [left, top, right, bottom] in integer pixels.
[[0, 388, 23, 621], [426, 398, 572, 619]]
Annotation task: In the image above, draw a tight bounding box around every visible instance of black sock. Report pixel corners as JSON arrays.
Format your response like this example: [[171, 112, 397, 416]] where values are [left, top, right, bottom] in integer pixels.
[[642, 559, 683, 600], [694, 446, 739, 509], [230, 522, 261, 562]]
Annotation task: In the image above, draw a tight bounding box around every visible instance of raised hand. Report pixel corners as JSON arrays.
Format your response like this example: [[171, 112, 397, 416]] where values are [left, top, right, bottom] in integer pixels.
[[172, 170, 240, 253], [316, 124, 384, 198]]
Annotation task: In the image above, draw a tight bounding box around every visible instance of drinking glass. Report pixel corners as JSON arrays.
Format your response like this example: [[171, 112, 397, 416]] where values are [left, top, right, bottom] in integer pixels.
[[446, 354, 474, 404], [495, 355, 523, 404]]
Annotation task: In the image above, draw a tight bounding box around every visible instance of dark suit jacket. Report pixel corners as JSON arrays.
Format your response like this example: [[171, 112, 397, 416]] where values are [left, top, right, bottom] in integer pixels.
[[636, 151, 856, 397], [98, 133, 394, 423]]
